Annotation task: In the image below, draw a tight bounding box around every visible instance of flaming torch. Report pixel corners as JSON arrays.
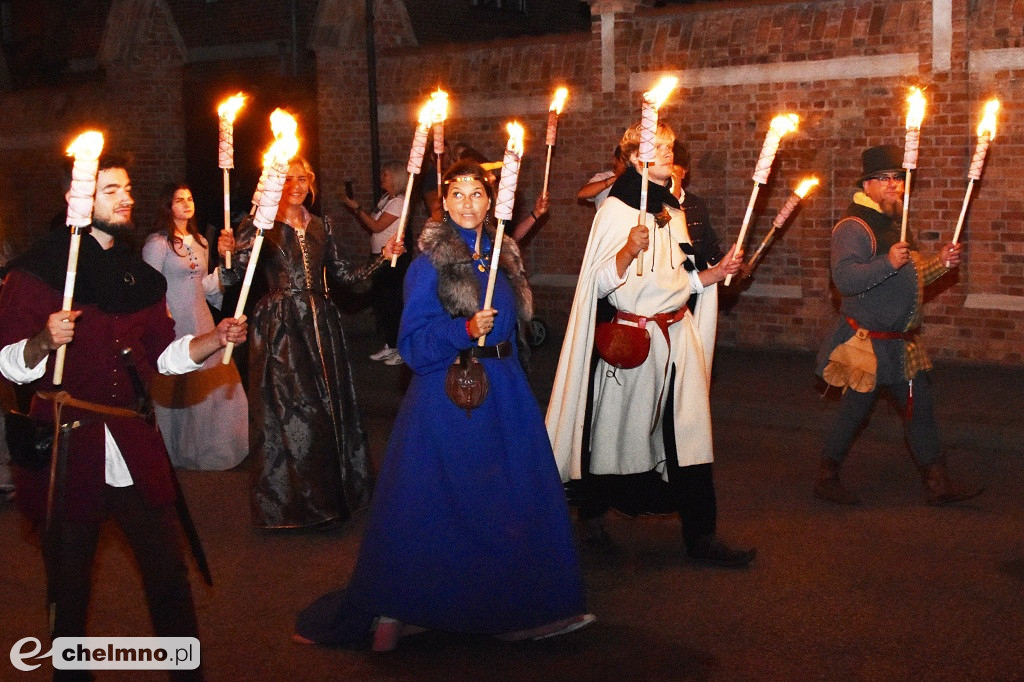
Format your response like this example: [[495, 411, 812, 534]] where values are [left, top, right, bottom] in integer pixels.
[[430, 88, 449, 200], [218, 92, 247, 269], [951, 99, 1000, 254], [391, 99, 435, 267], [746, 177, 819, 274], [542, 86, 569, 197], [223, 109, 299, 364], [53, 130, 104, 385], [479, 122, 525, 346], [725, 113, 800, 285], [636, 76, 678, 276], [901, 86, 926, 242]]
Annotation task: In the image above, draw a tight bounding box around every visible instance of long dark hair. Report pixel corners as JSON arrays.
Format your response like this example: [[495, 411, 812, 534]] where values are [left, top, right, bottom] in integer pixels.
[[155, 183, 207, 255]]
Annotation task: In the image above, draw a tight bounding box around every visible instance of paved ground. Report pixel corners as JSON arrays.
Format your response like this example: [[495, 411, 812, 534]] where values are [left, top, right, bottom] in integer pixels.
[[2, 311, 1023, 681]]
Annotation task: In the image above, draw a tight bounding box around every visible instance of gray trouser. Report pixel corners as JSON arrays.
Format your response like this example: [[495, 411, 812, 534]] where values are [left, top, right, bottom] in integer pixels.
[[824, 371, 940, 466]]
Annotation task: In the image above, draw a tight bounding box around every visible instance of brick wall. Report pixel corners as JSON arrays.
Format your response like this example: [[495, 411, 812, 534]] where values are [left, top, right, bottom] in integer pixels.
[[317, 0, 1024, 366], [0, 2, 184, 248]]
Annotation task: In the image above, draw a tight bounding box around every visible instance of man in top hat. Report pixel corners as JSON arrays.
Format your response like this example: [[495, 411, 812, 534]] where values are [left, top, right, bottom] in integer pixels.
[[815, 144, 982, 506]]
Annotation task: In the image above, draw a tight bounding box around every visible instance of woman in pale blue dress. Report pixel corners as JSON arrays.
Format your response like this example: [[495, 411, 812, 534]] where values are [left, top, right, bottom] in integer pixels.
[[142, 183, 248, 470]]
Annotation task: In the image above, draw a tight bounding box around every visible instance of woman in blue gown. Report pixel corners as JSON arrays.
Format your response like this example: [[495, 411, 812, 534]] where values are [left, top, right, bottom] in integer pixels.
[[295, 160, 592, 650]]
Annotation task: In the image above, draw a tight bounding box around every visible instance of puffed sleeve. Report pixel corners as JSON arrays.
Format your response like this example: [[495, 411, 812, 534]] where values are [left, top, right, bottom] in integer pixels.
[[396, 255, 476, 375]]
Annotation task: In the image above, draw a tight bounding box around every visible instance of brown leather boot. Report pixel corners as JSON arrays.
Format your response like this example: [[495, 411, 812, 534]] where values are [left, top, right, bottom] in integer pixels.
[[813, 458, 860, 505], [921, 460, 983, 506]]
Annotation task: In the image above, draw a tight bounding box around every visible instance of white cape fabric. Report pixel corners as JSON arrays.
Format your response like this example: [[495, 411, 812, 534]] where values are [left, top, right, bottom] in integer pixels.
[[545, 196, 718, 482]]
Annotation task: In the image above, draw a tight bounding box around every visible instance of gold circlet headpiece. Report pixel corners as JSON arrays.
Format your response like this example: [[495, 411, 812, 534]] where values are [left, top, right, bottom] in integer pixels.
[[444, 174, 485, 185]]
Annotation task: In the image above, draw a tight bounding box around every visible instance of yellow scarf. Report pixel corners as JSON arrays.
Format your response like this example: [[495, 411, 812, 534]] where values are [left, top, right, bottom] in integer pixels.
[[852, 191, 883, 212]]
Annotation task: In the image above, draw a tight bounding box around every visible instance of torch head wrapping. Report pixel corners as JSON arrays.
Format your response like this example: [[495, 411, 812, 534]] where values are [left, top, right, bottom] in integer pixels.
[[65, 131, 105, 228]]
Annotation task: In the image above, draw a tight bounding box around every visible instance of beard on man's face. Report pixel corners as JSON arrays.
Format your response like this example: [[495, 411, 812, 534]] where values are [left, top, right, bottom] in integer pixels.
[[92, 216, 135, 238], [879, 197, 903, 217]]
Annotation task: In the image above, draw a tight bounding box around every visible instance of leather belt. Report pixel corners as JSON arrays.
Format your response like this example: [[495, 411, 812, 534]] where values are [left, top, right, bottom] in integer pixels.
[[846, 317, 913, 340], [459, 340, 512, 360], [36, 391, 142, 420], [615, 307, 689, 346]]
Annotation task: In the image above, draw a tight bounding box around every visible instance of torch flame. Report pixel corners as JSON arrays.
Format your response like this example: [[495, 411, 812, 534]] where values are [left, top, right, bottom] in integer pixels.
[[263, 109, 299, 167], [795, 177, 820, 198], [66, 131, 105, 161], [644, 76, 679, 110], [430, 89, 449, 123], [905, 87, 926, 130], [417, 100, 435, 127], [506, 121, 525, 155], [770, 113, 800, 137], [977, 99, 1000, 140], [217, 93, 247, 122], [550, 87, 569, 115]]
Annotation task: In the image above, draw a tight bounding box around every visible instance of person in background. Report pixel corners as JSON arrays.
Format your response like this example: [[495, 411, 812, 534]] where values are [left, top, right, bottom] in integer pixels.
[[143, 183, 248, 470], [577, 145, 627, 212], [341, 162, 410, 367]]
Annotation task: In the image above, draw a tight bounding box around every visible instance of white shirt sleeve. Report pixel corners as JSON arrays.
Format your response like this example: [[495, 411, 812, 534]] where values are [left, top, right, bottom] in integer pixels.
[[0, 339, 47, 384], [687, 266, 706, 295], [157, 335, 203, 375], [585, 171, 615, 204], [595, 256, 628, 298]]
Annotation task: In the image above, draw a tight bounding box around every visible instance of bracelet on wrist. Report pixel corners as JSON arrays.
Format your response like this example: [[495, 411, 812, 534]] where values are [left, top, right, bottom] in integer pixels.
[[530, 211, 538, 221], [465, 318, 474, 339]]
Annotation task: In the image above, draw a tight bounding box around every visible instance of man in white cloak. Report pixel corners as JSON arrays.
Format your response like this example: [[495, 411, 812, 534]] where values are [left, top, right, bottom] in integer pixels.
[[546, 122, 755, 567]]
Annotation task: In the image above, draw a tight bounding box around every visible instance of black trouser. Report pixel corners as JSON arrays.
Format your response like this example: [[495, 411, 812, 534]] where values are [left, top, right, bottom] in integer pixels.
[[823, 371, 939, 466], [370, 252, 409, 348], [579, 366, 718, 550], [48, 485, 200, 681]]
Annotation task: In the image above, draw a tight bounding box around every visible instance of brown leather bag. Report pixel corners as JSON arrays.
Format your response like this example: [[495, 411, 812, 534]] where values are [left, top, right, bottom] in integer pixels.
[[445, 355, 489, 416], [594, 318, 651, 370]]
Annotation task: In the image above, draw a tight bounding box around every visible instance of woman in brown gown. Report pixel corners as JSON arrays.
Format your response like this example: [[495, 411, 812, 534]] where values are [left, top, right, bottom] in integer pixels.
[[219, 157, 402, 529]]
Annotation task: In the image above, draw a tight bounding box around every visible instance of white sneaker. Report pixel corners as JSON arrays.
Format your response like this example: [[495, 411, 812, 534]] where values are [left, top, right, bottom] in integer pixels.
[[383, 349, 404, 366], [369, 344, 393, 361]]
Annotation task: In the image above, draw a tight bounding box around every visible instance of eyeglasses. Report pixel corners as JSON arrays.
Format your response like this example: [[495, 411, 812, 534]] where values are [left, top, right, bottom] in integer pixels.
[[868, 173, 905, 183]]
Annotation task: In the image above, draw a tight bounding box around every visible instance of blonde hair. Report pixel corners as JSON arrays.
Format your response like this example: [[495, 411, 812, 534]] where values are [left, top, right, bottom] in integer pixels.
[[289, 156, 317, 204], [382, 161, 409, 197], [618, 122, 676, 163]]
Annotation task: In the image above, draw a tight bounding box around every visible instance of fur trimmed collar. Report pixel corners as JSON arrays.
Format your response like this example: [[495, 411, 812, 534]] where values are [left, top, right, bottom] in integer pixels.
[[418, 217, 534, 345]]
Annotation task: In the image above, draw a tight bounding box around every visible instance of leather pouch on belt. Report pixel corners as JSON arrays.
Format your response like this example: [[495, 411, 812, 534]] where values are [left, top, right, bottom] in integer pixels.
[[823, 328, 877, 393], [594, 320, 651, 369], [445, 355, 489, 416]]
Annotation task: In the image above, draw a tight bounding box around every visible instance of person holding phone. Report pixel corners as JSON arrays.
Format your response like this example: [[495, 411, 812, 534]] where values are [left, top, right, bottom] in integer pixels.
[[341, 163, 409, 366]]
